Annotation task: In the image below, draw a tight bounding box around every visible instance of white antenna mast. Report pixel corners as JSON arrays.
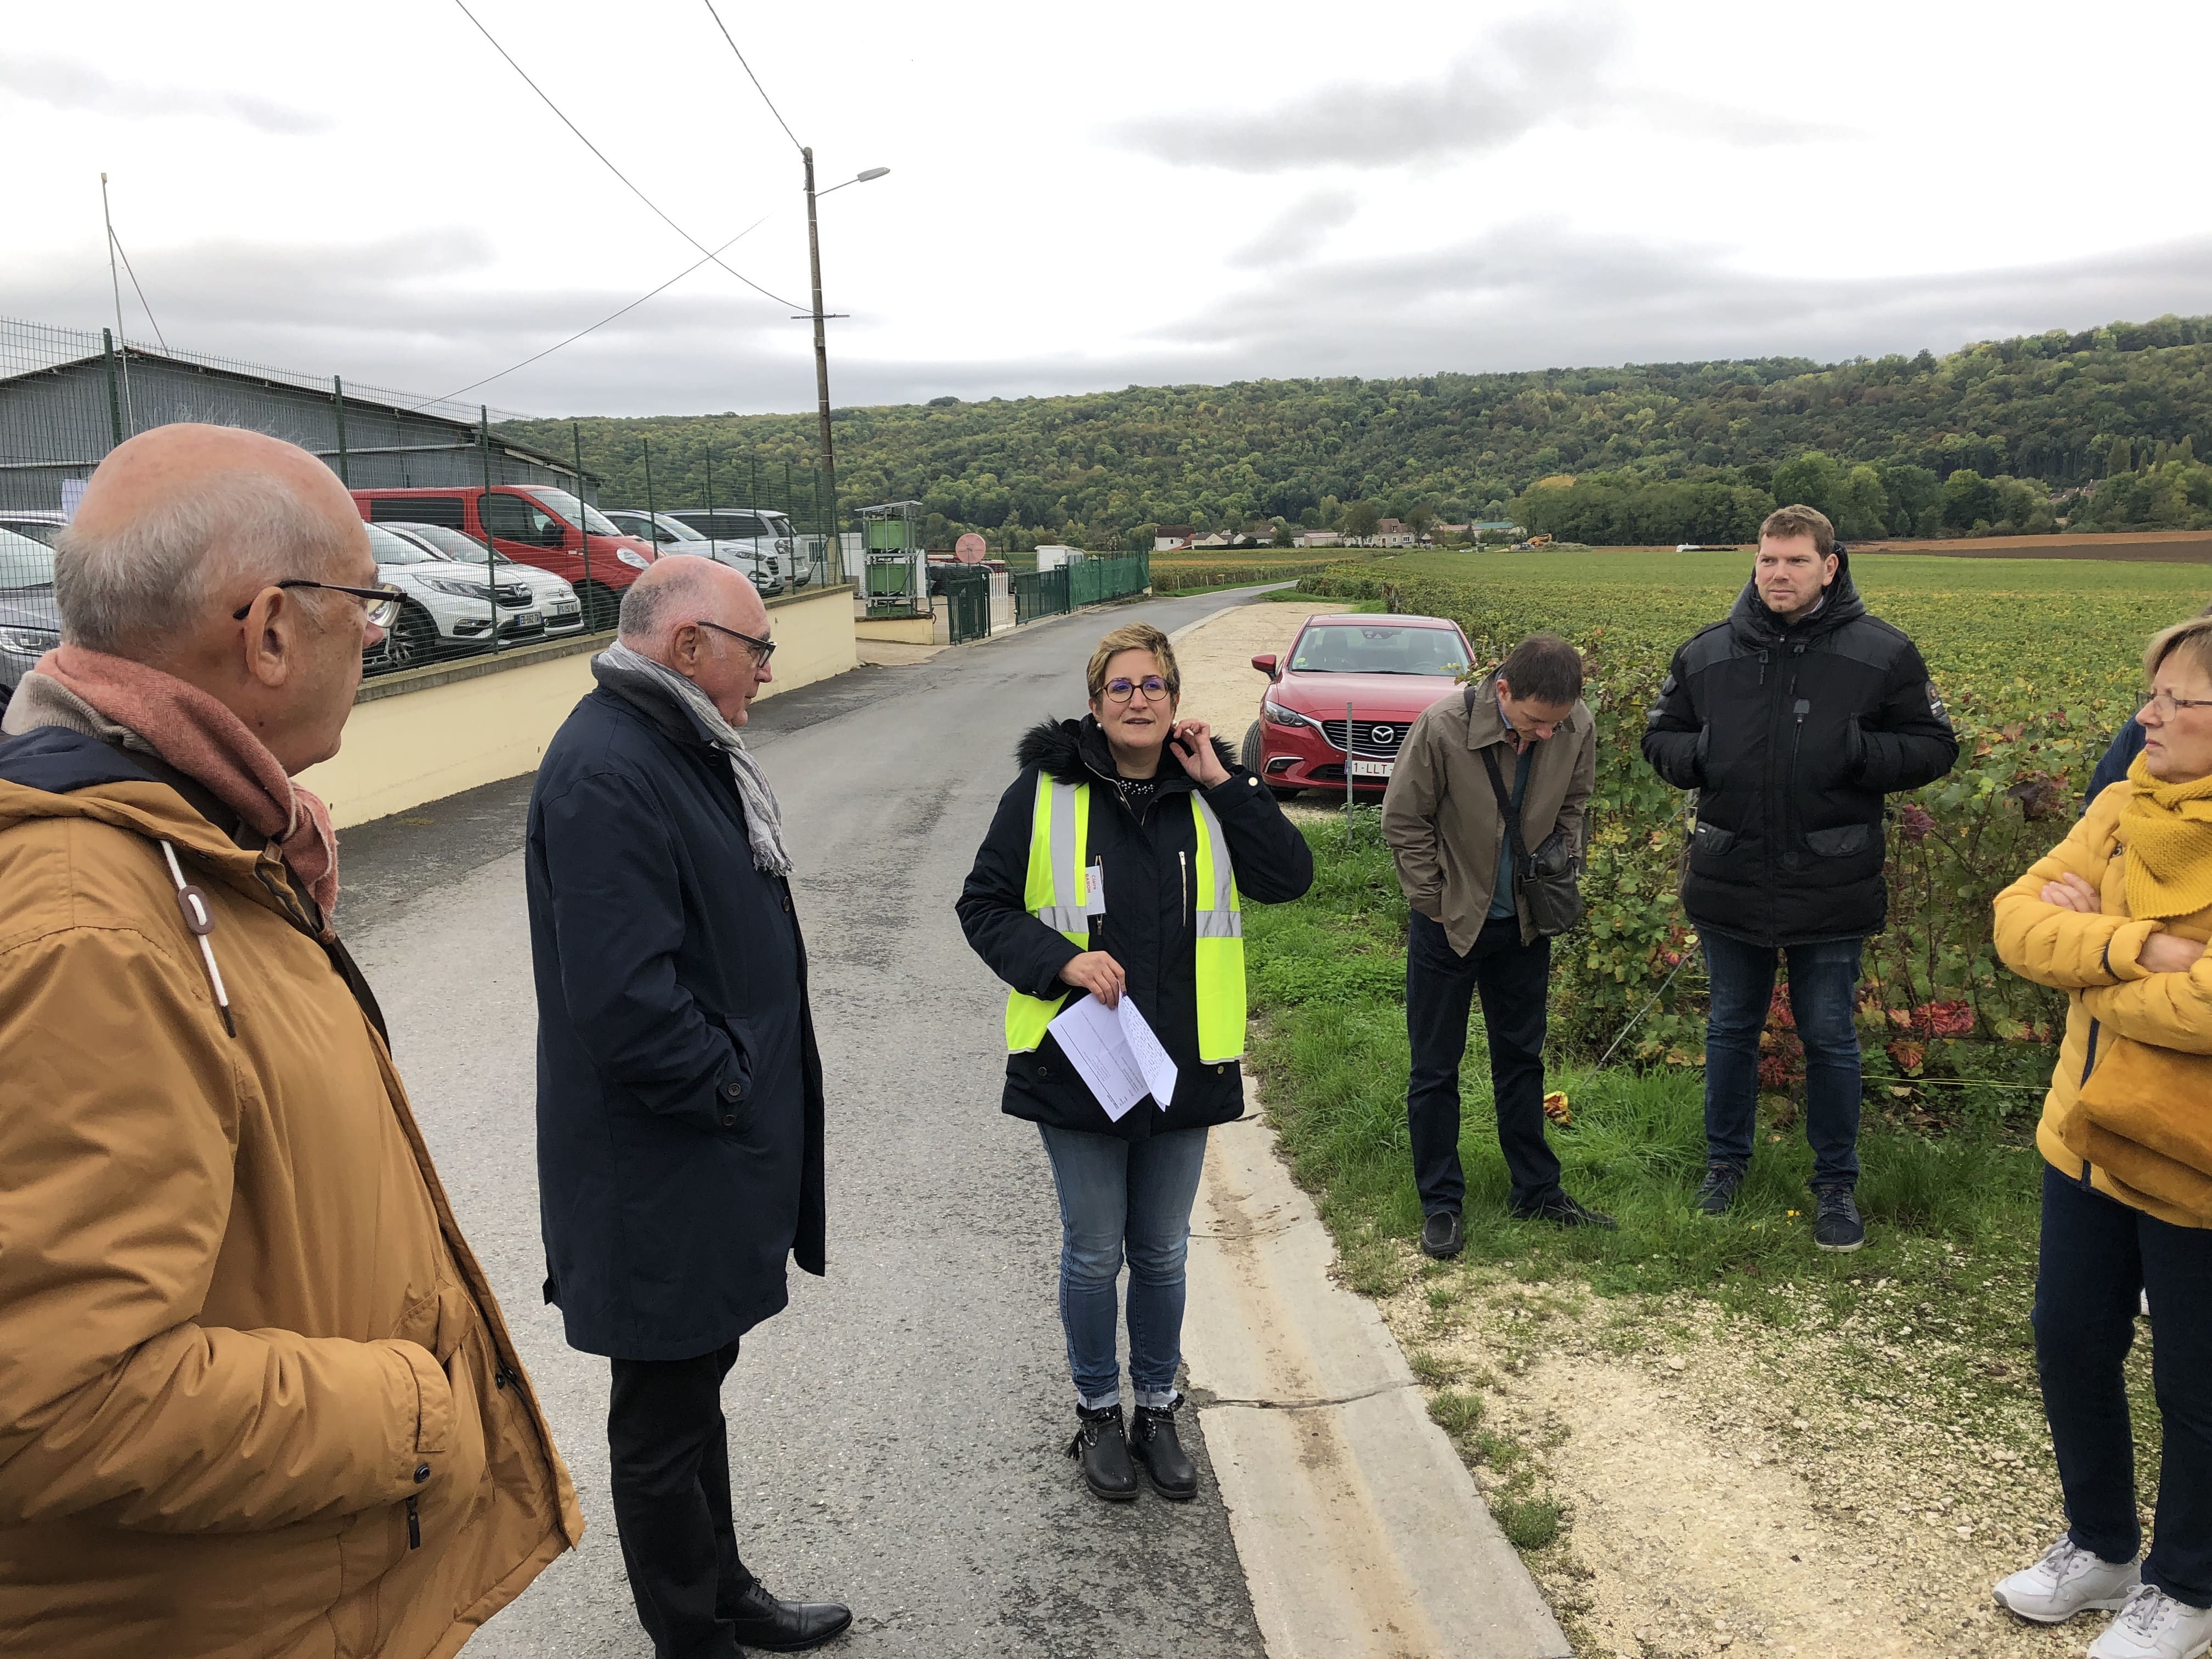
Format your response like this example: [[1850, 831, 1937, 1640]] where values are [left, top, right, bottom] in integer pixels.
[[101, 171, 134, 435]]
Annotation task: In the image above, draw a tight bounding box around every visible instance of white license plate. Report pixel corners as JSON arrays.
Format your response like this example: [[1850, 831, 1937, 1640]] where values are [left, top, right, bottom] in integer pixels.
[[1351, 759, 1394, 778], [549, 600, 579, 616], [514, 610, 540, 626]]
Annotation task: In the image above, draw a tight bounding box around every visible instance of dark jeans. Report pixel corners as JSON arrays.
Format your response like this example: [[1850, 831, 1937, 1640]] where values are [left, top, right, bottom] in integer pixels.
[[1701, 930, 1863, 1187], [2036, 1163, 2212, 1606], [609, 1338, 755, 1659], [1404, 910, 1559, 1215]]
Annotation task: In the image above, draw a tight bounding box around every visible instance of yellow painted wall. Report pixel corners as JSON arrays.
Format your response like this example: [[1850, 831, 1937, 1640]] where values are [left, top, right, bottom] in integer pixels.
[[853, 614, 936, 645], [299, 584, 857, 828]]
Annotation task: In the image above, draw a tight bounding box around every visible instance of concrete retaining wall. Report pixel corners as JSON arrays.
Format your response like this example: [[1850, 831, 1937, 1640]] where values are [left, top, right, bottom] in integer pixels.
[[298, 583, 856, 828]]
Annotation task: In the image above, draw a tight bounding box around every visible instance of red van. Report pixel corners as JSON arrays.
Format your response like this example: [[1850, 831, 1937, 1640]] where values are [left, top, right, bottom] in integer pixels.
[[351, 485, 657, 631]]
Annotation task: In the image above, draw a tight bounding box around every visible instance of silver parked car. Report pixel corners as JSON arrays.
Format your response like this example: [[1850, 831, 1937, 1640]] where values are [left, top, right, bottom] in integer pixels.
[[0, 526, 61, 718], [379, 522, 585, 635], [365, 521, 545, 670], [600, 509, 786, 595]]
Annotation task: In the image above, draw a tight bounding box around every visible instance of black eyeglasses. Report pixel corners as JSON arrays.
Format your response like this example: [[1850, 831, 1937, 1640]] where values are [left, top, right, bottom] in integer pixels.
[[233, 578, 404, 629], [696, 618, 776, 667]]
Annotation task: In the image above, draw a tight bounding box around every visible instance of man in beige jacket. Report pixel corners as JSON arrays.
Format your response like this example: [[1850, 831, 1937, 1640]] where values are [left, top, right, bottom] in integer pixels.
[[1380, 634, 1607, 1257], [0, 426, 579, 1657]]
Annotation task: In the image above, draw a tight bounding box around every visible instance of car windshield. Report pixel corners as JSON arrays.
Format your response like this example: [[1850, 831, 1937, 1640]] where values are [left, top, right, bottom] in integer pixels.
[[0, 518, 62, 548], [1288, 624, 1469, 675], [390, 522, 508, 565], [651, 515, 709, 543], [758, 514, 793, 537], [522, 487, 623, 538], [365, 523, 443, 566], [0, 526, 59, 590]]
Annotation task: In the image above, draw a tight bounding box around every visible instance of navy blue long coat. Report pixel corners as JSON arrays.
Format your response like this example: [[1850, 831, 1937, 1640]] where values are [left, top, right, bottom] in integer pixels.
[[526, 664, 826, 1361]]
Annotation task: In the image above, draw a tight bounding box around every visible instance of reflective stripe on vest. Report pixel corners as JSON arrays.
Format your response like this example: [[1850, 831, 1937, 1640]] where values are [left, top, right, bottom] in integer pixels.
[[1002, 778, 1246, 1064], [1188, 791, 1246, 1062], [1005, 778, 1093, 1053]]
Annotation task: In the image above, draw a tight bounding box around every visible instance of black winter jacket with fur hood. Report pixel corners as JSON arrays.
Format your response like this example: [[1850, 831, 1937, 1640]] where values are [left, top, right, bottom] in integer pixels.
[[956, 714, 1313, 1138]]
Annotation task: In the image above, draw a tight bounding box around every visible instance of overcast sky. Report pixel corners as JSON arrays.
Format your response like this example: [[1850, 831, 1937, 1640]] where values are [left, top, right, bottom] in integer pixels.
[[7, 0, 2210, 419]]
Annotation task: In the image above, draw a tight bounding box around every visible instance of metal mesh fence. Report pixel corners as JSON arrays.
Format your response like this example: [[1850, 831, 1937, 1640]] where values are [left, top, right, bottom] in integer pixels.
[[0, 316, 847, 704]]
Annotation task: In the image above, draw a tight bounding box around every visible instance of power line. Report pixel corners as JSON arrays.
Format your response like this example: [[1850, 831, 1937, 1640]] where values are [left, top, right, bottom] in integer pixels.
[[698, 0, 802, 154], [415, 215, 771, 409], [449, 0, 802, 313], [108, 225, 167, 353]]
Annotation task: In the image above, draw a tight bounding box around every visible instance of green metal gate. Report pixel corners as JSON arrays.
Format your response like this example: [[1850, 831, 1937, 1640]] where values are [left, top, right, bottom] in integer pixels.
[[942, 571, 990, 644]]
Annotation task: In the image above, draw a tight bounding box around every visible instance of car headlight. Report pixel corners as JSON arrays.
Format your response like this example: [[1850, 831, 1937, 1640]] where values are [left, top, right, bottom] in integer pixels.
[[0, 625, 59, 656], [420, 575, 492, 599], [1261, 696, 1307, 727], [616, 549, 650, 570]]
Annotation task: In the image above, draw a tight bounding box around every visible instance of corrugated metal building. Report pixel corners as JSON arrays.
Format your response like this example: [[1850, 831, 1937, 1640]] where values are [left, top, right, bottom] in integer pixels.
[[0, 317, 595, 512]]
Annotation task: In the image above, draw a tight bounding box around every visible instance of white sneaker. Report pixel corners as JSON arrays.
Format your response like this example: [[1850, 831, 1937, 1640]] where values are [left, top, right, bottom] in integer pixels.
[[2090, 1585, 2212, 1659], [1994, 1534, 2141, 1623]]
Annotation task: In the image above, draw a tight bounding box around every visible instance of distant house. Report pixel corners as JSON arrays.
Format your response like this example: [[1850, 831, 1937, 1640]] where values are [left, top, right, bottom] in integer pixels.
[[1193, 530, 1234, 548], [1153, 524, 1195, 551], [1294, 530, 1342, 548], [1370, 518, 1418, 549], [1434, 522, 1470, 538], [1472, 520, 1520, 534]]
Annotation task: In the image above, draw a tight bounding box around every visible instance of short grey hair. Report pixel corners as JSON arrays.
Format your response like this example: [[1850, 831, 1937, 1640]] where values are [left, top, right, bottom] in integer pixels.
[[617, 556, 717, 647], [54, 466, 355, 657]]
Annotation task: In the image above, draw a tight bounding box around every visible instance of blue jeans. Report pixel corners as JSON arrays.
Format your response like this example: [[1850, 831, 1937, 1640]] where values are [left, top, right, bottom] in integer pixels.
[[1037, 1123, 1210, 1410], [1701, 930, 1863, 1188]]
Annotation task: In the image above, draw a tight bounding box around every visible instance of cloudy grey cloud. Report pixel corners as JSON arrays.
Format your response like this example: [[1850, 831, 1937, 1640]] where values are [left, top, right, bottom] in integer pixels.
[[1111, 14, 1616, 173], [0, 53, 330, 134], [1228, 188, 1362, 268]]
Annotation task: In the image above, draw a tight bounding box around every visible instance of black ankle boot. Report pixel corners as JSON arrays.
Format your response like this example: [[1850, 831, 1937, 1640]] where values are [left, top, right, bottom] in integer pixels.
[[1129, 1398, 1198, 1500], [1066, 1403, 1138, 1502]]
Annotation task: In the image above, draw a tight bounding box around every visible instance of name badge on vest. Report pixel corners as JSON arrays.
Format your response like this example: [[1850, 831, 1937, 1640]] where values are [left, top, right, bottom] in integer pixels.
[[1085, 861, 1107, 917]]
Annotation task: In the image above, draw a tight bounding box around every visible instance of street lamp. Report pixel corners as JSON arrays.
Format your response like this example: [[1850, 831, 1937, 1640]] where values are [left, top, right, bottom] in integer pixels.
[[799, 153, 889, 578]]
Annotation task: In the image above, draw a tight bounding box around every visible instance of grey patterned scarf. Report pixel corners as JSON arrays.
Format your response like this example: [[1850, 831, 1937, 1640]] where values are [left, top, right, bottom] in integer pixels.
[[597, 641, 793, 877]]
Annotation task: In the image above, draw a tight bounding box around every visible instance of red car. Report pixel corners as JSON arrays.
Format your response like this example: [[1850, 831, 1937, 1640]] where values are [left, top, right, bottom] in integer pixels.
[[352, 485, 658, 632], [1240, 613, 1477, 798]]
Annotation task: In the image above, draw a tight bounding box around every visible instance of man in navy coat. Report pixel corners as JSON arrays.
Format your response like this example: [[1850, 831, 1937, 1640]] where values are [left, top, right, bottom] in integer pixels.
[[526, 556, 845, 1657]]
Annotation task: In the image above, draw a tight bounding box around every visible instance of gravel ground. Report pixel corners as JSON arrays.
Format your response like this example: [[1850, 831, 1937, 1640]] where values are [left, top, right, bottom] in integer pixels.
[[1368, 1246, 2159, 1659]]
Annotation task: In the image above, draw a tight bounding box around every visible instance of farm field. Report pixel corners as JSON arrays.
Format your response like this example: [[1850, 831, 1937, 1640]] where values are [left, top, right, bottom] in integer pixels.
[[1222, 547, 2183, 1655]]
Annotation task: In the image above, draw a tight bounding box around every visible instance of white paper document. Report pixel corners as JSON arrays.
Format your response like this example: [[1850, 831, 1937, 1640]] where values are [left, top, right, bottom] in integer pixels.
[[1048, 995, 1180, 1122]]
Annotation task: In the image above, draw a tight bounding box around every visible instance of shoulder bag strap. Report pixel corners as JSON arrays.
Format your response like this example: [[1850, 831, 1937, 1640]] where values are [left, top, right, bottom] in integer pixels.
[[1478, 742, 1526, 869]]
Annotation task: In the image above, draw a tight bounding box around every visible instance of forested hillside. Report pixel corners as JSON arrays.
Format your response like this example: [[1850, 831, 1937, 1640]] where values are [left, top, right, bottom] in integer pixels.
[[497, 313, 2212, 549]]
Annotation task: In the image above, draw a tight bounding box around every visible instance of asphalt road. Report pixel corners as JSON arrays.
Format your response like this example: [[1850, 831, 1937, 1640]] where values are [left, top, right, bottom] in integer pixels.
[[340, 590, 1281, 1659]]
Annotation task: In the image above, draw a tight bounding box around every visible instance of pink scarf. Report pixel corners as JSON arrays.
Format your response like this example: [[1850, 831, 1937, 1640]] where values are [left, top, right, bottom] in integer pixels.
[[36, 645, 341, 921]]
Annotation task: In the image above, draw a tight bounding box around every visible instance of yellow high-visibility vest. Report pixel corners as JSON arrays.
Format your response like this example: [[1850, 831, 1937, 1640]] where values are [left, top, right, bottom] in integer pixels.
[[1003, 777, 1246, 1064]]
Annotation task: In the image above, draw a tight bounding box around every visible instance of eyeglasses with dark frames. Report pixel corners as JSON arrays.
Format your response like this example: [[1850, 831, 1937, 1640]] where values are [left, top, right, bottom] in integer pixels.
[[232, 578, 405, 630], [696, 619, 776, 667], [1103, 674, 1171, 703]]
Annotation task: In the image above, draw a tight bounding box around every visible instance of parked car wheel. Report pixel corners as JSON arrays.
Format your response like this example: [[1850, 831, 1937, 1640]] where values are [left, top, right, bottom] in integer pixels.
[[381, 601, 439, 670], [576, 579, 620, 633], [1240, 721, 1263, 772]]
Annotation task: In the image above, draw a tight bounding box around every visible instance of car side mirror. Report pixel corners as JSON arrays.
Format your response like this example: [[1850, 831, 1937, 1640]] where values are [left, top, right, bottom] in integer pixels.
[[1251, 653, 1279, 679]]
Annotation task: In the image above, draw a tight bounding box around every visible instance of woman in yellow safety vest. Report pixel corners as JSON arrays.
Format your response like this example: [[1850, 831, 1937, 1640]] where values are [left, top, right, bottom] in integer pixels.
[[956, 620, 1313, 1504]]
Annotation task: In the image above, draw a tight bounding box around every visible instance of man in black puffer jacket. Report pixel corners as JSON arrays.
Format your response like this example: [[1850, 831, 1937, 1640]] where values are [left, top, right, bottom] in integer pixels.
[[1643, 504, 1957, 1251]]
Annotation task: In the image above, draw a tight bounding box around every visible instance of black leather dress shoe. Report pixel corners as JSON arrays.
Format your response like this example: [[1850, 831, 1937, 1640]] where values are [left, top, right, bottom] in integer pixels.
[[1066, 1402, 1139, 1502], [726, 1579, 853, 1652], [1419, 1210, 1464, 1259], [1130, 1398, 1198, 1500]]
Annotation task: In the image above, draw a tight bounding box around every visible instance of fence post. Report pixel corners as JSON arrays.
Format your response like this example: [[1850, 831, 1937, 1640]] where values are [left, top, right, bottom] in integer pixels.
[[332, 376, 350, 486], [100, 329, 124, 447], [643, 435, 657, 537], [479, 407, 499, 654], [705, 441, 715, 525], [1345, 700, 1356, 839], [574, 420, 594, 629]]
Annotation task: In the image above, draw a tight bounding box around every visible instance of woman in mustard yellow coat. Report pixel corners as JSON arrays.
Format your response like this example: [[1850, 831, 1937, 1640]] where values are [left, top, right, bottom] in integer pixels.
[[1990, 614, 2212, 1659]]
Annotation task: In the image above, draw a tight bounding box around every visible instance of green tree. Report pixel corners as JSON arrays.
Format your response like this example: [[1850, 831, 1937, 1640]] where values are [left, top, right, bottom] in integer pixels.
[[1769, 452, 1843, 521], [2108, 435, 2134, 476], [1941, 469, 1995, 531], [1341, 499, 1383, 541], [1404, 504, 1437, 539], [1832, 464, 1888, 540], [1271, 517, 1296, 548]]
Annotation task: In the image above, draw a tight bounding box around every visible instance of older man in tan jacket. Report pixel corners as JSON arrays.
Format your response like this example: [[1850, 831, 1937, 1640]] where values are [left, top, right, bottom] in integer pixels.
[[0, 426, 579, 1657], [1380, 633, 1606, 1257]]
